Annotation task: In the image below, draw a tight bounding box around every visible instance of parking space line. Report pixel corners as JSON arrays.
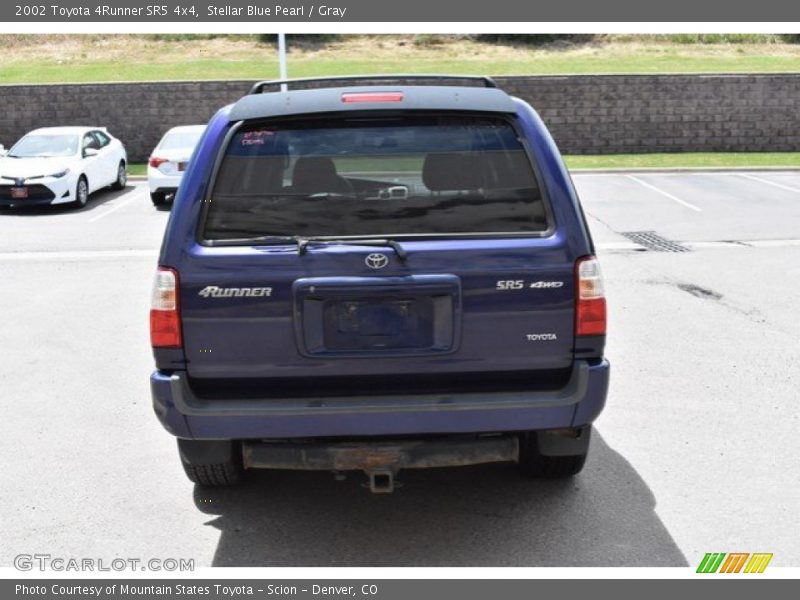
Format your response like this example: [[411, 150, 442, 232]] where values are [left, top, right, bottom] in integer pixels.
[[87, 188, 147, 223], [572, 172, 717, 178], [595, 242, 641, 251], [746, 239, 800, 248], [595, 239, 800, 252], [572, 170, 800, 178], [0, 249, 157, 261], [738, 173, 800, 194], [625, 175, 702, 212]]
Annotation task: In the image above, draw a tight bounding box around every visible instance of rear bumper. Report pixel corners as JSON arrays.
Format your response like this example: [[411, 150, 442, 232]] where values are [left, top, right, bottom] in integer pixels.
[[147, 168, 182, 193], [151, 359, 609, 439]]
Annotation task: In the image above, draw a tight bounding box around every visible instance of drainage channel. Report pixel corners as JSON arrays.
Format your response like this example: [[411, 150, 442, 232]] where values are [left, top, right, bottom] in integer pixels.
[[621, 231, 691, 253]]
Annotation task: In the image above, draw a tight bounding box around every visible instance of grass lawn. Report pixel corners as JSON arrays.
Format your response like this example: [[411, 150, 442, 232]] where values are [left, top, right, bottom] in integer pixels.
[[128, 153, 800, 177], [3, 35, 800, 83]]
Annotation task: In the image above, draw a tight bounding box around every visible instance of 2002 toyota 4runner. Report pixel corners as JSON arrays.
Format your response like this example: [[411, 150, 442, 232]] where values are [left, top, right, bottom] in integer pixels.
[[149, 76, 609, 493]]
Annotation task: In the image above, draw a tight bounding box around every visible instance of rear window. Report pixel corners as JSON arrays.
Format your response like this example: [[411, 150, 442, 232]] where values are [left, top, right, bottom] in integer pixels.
[[159, 130, 203, 151], [202, 115, 549, 242]]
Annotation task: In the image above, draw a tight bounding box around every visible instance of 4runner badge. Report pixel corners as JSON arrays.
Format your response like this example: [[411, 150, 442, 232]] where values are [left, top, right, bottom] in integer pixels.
[[365, 253, 389, 269], [198, 286, 272, 298]]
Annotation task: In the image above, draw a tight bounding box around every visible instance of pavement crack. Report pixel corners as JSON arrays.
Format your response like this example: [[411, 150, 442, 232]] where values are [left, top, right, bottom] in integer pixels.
[[584, 210, 620, 236], [644, 277, 770, 326], [676, 283, 723, 301]]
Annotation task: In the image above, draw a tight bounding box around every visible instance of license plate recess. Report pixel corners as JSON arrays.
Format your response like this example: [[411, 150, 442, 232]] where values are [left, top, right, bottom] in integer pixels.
[[293, 275, 461, 357]]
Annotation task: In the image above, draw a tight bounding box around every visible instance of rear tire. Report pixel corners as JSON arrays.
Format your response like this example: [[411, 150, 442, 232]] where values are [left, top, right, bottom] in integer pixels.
[[150, 191, 167, 207], [518, 427, 591, 478], [111, 161, 127, 191], [178, 439, 243, 487], [182, 461, 243, 487]]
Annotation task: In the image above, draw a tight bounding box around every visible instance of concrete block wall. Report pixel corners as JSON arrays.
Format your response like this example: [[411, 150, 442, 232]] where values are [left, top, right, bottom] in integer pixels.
[[496, 74, 800, 155], [1, 74, 797, 162]]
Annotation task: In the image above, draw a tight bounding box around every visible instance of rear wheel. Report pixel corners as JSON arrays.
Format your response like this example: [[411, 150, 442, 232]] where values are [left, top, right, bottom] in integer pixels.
[[178, 439, 243, 487], [150, 191, 167, 207], [182, 461, 243, 486], [111, 161, 127, 190], [73, 176, 89, 208], [518, 426, 591, 478]]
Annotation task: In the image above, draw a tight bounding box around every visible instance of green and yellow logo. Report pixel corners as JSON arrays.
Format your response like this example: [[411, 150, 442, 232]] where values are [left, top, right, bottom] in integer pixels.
[[697, 552, 773, 573]]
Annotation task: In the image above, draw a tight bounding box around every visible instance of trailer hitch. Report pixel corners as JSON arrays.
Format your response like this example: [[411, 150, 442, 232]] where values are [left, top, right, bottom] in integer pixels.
[[365, 469, 397, 494], [243, 435, 519, 494]]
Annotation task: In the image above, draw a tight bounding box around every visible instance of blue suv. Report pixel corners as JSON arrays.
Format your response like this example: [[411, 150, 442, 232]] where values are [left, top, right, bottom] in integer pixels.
[[149, 76, 609, 493]]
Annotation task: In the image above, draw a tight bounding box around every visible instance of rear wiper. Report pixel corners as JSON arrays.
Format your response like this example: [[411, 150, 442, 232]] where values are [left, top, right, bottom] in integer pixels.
[[209, 234, 407, 261], [297, 237, 408, 261], [209, 234, 302, 247]]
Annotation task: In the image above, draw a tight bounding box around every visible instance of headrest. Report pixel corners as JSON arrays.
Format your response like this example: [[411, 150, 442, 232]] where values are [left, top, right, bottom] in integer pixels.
[[292, 156, 352, 194], [422, 153, 482, 191], [293, 156, 338, 181]]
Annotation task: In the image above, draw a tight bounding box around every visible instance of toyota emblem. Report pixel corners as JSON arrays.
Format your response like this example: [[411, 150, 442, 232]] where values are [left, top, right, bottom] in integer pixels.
[[365, 253, 389, 269]]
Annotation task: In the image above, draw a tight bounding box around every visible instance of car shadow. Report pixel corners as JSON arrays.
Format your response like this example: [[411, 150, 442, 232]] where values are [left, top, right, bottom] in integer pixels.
[[193, 432, 687, 567], [0, 184, 138, 217]]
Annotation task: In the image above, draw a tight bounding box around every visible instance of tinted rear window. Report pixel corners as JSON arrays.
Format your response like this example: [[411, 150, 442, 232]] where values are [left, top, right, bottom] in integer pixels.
[[202, 115, 548, 241], [159, 131, 203, 151]]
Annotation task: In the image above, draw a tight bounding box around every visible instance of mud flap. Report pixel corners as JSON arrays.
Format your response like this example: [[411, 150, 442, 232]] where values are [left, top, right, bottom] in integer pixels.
[[534, 426, 592, 457], [178, 438, 238, 465]]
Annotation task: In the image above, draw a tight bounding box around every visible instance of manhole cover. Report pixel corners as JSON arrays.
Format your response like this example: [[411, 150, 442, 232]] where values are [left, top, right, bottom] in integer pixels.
[[621, 231, 690, 252]]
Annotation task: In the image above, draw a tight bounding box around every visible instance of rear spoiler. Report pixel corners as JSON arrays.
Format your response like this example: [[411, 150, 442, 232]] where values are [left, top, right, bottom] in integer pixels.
[[230, 76, 515, 122], [249, 74, 498, 94]]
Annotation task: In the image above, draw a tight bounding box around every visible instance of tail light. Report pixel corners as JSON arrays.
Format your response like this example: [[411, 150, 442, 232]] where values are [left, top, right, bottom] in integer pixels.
[[341, 91, 404, 103], [575, 256, 606, 336], [150, 267, 182, 348], [149, 157, 168, 168]]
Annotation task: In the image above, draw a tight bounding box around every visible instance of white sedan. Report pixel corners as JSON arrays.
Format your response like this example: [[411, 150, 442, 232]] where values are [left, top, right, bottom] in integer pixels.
[[147, 125, 205, 207], [0, 126, 127, 209]]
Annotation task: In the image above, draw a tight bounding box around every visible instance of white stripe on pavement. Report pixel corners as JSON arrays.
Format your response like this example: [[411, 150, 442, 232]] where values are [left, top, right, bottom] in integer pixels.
[[595, 242, 641, 250], [625, 175, 702, 212], [738, 173, 800, 194], [745, 239, 800, 248], [0, 249, 157, 261], [3, 240, 799, 261], [87, 188, 148, 223], [595, 239, 800, 251], [572, 170, 800, 178]]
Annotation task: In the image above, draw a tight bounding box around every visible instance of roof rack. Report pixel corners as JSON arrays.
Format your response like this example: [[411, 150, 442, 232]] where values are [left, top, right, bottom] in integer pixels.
[[249, 75, 498, 95]]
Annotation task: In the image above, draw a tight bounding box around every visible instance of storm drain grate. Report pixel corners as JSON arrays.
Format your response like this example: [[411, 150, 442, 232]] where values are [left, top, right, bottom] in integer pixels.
[[621, 231, 691, 253]]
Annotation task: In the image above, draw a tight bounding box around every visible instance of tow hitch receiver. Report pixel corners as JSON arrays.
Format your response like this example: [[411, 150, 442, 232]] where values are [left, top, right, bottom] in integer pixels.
[[367, 470, 396, 494], [243, 436, 519, 494]]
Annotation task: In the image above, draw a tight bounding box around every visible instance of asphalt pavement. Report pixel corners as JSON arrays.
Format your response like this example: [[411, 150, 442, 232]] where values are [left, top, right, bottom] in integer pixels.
[[1, 170, 798, 567]]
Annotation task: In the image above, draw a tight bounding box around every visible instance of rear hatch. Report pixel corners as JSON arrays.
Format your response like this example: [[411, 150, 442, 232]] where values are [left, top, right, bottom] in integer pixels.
[[179, 111, 576, 395]]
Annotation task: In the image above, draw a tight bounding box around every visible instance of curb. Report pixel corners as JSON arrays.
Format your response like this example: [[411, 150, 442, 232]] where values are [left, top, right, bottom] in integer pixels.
[[127, 167, 800, 180], [568, 166, 800, 174]]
